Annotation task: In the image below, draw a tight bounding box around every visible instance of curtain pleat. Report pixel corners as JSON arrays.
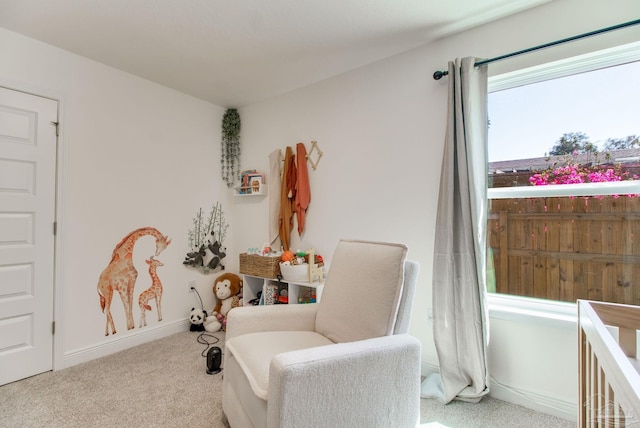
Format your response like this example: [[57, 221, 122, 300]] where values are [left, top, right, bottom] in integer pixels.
[[421, 57, 490, 404]]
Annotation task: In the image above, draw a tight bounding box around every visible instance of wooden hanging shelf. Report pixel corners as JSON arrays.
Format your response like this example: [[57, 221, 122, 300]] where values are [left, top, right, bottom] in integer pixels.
[[280, 141, 323, 170]]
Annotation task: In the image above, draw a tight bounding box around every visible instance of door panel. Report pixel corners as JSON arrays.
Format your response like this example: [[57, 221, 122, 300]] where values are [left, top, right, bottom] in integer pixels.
[[0, 87, 57, 385]]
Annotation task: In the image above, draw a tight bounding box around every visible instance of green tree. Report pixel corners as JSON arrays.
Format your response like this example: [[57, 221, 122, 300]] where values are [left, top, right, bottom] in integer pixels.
[[549, 132, 596, 155], [602, 135, 640, 151]]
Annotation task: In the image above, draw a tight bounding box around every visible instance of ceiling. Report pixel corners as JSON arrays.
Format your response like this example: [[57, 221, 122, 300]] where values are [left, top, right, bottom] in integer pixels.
[[0, 0, 549, 107]]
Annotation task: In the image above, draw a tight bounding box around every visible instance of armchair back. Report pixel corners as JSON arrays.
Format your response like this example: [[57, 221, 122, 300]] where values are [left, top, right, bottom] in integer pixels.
[[315, 240, 412, 343]]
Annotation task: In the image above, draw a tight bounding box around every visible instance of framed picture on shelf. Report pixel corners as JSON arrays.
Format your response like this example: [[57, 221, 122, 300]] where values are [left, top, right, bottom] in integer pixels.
[[249, 176, 262, 194], [235, 170, 266, 196], [240, 169, 257, 192]]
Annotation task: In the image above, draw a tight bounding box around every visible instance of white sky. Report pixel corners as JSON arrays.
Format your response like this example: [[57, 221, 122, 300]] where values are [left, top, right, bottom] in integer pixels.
[[488, 60, 640, 162]]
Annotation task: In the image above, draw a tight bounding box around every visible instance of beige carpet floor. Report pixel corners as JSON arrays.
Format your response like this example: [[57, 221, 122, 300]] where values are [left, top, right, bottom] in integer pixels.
[[0, 330, 573, 427]]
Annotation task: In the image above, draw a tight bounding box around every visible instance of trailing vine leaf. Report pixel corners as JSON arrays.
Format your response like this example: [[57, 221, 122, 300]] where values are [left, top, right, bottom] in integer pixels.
[[221, 108, 241, 187]]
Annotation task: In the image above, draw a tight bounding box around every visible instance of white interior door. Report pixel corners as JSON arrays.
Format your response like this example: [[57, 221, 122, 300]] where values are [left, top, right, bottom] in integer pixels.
[[0, 87, 57, 385]]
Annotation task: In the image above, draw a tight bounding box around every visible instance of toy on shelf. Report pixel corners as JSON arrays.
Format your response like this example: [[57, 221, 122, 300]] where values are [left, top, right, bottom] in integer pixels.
[[281, 250, 295, 262], [306, 249, 324, 283], [279, 248, 324, 283]]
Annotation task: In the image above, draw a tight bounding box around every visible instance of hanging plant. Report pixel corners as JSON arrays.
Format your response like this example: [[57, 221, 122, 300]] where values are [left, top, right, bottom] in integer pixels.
[[221, 108, 241, 187]]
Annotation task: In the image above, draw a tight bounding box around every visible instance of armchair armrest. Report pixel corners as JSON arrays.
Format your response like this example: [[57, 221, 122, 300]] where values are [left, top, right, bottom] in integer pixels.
[[225, 304, 318, 341], [267, 334, 421, 428]]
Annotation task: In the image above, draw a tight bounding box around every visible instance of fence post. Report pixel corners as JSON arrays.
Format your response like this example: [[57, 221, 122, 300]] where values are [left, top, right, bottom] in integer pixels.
[[499, 211, 508, 293]]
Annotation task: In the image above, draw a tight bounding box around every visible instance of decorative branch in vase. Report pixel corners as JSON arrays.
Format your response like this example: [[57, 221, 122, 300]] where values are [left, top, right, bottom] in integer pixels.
[[184, 202, 229, 273]]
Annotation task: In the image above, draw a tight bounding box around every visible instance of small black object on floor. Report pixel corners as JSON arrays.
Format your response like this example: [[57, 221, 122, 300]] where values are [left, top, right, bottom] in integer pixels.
[[206, 346, 222, 374]]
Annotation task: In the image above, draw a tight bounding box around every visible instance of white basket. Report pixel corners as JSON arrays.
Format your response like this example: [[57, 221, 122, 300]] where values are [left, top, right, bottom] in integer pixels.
[[280, 263, 313, 282]]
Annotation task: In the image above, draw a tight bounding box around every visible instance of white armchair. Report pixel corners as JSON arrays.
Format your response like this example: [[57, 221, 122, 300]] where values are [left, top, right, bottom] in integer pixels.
[[222, 240, 421, 428]]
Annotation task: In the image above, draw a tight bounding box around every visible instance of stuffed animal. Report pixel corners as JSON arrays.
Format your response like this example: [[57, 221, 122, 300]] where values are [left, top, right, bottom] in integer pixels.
[[189, 307, 208, 332], [207, 273, 243, 332], [203, 314, 221, 333]]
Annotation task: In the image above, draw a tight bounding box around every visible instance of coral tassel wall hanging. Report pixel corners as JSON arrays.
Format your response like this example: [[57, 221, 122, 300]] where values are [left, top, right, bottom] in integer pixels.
[[221, 108, 241, 187]]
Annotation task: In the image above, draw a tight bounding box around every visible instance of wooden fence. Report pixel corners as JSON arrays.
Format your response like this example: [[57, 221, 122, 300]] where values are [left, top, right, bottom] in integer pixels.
[[488, 196, 640, 305]]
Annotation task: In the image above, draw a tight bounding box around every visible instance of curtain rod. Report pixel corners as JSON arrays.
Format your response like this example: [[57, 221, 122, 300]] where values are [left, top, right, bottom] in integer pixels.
[[432, 18, 640, 80]]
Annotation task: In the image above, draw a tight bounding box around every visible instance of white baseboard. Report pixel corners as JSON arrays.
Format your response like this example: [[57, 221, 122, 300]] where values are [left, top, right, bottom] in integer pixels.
[[420, 361, 576, 422], [421, 361, 440, 378], [59, 319, 190, 370], [489, 380, 576, 422]]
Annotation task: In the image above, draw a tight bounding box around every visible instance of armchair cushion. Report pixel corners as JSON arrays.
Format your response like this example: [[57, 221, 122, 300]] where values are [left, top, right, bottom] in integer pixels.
[[226, 331, 334, 400], [226, 303, 318, 341], [315, 240, 408, 343]]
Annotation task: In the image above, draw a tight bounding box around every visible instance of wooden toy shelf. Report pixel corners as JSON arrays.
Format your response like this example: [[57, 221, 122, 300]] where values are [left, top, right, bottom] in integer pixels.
[[241, 274, 324, 306]]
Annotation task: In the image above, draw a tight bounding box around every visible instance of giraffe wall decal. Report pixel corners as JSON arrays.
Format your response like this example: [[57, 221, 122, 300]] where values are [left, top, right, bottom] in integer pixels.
[[138, 256, 164, 328], [97, 227, 171, 336]]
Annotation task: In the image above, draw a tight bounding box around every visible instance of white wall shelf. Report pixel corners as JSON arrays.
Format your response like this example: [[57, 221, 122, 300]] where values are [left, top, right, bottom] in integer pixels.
[[233, 183, 267, 196]]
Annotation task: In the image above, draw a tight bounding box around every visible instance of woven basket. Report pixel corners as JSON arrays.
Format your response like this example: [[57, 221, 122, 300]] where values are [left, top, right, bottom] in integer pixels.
[[239, 253, 281, 279]]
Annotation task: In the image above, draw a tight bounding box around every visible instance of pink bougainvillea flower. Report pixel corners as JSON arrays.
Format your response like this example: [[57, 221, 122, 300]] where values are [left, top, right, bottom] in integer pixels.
[[528, 154, 636, 199]]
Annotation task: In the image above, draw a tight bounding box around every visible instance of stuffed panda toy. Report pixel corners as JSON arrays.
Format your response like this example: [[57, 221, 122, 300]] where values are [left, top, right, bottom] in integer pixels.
[[189, 307, 208, 331]]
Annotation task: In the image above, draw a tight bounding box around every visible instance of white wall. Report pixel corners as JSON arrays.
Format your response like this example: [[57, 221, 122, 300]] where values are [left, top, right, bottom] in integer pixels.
[[234, 0, 640, 420], [1, 0, 638, 419], [0, 27, 230, 367]]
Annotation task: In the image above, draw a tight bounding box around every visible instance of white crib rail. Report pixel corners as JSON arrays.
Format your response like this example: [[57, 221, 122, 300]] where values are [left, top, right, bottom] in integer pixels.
[[578, 300, 640, 427]]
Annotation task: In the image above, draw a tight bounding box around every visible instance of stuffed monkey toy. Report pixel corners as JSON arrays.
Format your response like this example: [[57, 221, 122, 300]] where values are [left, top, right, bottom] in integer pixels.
[[205, 273, 243, 332]]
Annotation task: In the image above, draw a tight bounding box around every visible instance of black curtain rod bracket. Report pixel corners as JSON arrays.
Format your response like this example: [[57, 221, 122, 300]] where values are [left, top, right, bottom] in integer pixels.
[[432, 18, 640, 80], [433, 70, 449, 80]]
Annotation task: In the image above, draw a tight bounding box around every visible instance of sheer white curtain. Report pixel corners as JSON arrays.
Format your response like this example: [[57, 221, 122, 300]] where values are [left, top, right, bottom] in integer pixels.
[[421, 57, 490, 403]]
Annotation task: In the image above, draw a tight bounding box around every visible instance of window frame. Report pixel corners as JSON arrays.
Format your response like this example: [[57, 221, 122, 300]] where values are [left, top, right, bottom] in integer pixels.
[[486, 41, 640, 325]]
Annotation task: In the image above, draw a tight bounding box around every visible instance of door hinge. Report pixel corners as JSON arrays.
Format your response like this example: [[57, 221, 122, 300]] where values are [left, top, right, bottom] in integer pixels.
[[53, 221, 57, 236], [52, 321, 55, 335], [51, 121, 59, 137]]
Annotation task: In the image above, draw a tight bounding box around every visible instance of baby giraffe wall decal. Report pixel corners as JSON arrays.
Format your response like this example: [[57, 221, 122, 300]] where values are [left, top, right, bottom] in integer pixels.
[[138, 256, 164, 328], [97, 227, 171, 336]]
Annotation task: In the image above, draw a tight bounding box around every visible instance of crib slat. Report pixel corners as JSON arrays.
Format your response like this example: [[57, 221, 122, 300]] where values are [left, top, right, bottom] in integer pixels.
[[579, 328, 587, 426], [578, 300, 640, 428]]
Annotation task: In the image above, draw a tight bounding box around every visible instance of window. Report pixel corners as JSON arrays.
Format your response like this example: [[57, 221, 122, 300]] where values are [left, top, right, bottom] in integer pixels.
[[486, 42, 640, 310]]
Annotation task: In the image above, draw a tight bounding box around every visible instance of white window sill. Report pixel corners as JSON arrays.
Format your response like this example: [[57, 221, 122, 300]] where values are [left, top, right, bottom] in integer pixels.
[[488, 294, 577, 330], [488, 180, 640, 199]]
